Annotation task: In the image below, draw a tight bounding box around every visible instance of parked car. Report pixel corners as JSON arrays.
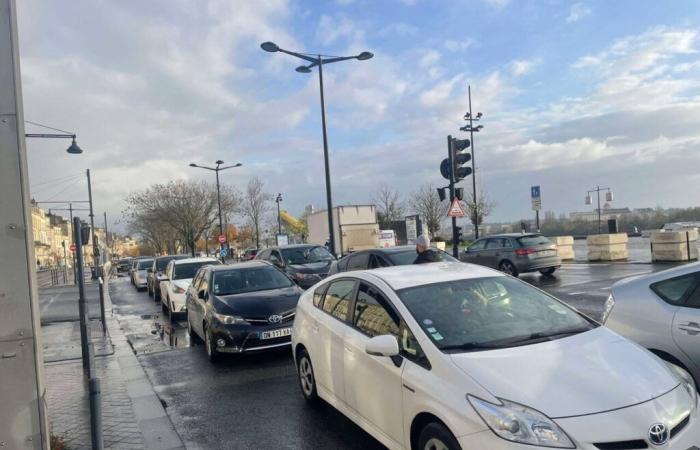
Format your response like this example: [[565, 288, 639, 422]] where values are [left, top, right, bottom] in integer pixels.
[[160, 257, 220, 319], [129, 257, 150, 285], [460, 233, 561, 276], [186, 261, 303, 362], [241, 248, 258, 261], [605, 261, 700, 387], [328, 245, 458, 275], [115, 258, 132, 274], [147, 255, 189, 301], [292, 263, 699, 450], [132, 258, 153, 291], [256, 244, 335, 289]]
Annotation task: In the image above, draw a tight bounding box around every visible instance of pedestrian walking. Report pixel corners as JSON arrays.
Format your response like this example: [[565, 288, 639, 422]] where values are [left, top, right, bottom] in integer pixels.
[[413, 235, 440, 264]]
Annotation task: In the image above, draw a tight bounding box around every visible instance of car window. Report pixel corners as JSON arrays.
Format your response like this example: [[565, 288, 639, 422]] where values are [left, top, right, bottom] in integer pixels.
[[191, 270, 204, 290], [174, 261, 219, 280], [137, 259, 153, 270], [322, 280, 355, 322], [281, 246, 334, 265], [651, 273, 700, 306], [353, 283, 399, 337], [369, 254, 390, 269], [347, 253, 370, 271], [257, 249, 270, 260], [517, 235, 551, 247], [313, 284, 328, 307], [468, 240, 487, 251], [165, 262, 173, 279], [337, 256, 350, 272], [398, 276, 595, 352], [199, 274, 209, 298], [486, 239, 505, 249], [386, 249, 458, 265]]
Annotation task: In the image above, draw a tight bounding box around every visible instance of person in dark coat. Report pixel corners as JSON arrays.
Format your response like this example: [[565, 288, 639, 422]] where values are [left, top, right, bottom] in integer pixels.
[[413, 235, 441, 264]]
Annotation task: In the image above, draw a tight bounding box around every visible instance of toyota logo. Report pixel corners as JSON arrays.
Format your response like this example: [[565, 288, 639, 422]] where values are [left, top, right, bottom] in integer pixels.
[[268, 315, 283, 324], [648, 423, 669, 446]]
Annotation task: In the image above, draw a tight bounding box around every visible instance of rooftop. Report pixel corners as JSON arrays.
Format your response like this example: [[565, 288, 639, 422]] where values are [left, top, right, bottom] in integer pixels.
[[366, 262, 503, 291]]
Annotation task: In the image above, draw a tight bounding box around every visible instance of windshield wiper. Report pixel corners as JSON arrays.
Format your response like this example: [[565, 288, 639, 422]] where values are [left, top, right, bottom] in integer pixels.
[[509, 326, 594, 345], [439, 342, 509, 353]]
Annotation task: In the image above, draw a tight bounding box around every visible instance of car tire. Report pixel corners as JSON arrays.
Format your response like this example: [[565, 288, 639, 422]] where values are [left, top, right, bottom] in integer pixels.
[[418, 423, 462, 450], [499, 260, 518, 277], [186, 312, 201, 343], [161, 297, 167, 312], [539, 267, 556, 276], [204, 325, 220, 363], [155, 288, 161, 302], [296, 348, 319, 403], [167, 302, 174, 322], [148, 282, 153, 297]]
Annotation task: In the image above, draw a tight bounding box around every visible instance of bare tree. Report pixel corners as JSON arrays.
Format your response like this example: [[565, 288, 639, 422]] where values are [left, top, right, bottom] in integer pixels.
[[124, 180, 239, 256], [465, 190, 496, 229], [239, 177, 272, 248], [372, 183, 404, 227], [409, 183, 447, 236]]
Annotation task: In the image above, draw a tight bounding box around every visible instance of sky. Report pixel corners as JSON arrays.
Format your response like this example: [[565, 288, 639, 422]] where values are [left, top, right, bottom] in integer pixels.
[[16, 0, 700, 232]]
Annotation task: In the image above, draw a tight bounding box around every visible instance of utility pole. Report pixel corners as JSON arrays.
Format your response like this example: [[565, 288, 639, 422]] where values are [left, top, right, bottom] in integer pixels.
[[460, 86, 484, 239], [0, 0, 51, 447], [103, 211, 109, 263], [276, 193, 283, 243], [447, 136, 458, 257], [86, 169, 98, 278]]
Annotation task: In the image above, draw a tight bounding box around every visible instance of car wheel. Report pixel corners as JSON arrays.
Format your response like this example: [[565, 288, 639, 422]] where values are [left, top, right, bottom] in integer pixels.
[[297, 348, 318, 403], [539, 267, 556, 276], [155, 288, 161, 302], [418, 423, 461, 450], [499, 260, 518, 276], [161, 297, 167, 312], [204, 325, 220, 363], [167, 302, 174, 322], [148, 282, 153, 297]]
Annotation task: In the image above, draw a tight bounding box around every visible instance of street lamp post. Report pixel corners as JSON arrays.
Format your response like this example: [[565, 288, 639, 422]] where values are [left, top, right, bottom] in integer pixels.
[[261, 41, 373, 256], [189, 160, 242, 262], [585, 185, 614, 234], [276, 193, 283, 239], [25, 120, 83, 154], [459, 86, 484, 239]]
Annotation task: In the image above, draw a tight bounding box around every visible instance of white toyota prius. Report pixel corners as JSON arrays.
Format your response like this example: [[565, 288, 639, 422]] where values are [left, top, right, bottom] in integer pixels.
[[291, 263, 700, 450]]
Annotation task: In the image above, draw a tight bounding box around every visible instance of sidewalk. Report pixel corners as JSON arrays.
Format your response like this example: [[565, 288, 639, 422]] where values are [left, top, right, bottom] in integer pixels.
[[41, 277, 184, 450]]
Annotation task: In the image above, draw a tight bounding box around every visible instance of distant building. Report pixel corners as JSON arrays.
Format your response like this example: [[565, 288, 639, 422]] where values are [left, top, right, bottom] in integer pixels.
[[569, 204, 632, 222]]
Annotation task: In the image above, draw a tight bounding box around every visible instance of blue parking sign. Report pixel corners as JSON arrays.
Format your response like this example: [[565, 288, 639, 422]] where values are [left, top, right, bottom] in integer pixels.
[[531, 185, 540, 199], [220, 247, 228, 257]]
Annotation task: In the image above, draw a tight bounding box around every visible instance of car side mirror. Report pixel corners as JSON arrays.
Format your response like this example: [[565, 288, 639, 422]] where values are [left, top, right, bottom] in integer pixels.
[[198, 290, 207, 300], [365, 335, 399, 358]]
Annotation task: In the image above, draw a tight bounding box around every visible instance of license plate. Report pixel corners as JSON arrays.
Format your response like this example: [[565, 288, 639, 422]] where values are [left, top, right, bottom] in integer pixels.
[[538, 250, 556, 257], [260, 328, 292, 340]]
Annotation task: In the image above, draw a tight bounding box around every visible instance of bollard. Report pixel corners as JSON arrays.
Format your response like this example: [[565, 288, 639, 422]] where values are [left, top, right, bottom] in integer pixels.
[[88, 378, 104, 450], [98, 270, 107, 336]]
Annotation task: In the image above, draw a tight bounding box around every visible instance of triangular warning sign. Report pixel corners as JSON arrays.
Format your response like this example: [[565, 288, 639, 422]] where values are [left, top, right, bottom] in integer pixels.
[[447, 197, 466, 217]]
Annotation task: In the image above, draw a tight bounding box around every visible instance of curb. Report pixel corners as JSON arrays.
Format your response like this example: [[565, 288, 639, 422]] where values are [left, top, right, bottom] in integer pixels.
[[103, 272, 186, 450]]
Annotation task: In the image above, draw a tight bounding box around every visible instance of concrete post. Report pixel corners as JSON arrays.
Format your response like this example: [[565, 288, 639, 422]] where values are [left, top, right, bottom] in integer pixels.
[[0, 0, 50, 448]]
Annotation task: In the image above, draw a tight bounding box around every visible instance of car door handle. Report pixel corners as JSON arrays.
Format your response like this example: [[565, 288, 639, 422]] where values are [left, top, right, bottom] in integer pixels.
[[679, 322, 700, 335], [344, 346, 354, 355]]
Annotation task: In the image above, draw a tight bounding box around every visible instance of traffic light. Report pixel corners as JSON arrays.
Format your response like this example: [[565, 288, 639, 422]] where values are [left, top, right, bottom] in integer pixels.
[[437, 187, 447, 202], [451, 138, 472, 182], [455, 187, 464, 201]]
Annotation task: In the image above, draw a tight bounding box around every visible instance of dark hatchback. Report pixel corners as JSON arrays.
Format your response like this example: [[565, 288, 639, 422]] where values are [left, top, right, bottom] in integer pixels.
[[186, 261, 303, 362], [255, 244, 335, 289], [115, 258, 132, 274], [328, 245, 458, 274]]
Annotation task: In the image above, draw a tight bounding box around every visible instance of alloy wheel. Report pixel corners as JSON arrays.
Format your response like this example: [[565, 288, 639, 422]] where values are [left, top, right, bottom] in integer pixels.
[[424, 438, 449, 450], [299, 357, 314, 397], [500, 261, 515, 275]]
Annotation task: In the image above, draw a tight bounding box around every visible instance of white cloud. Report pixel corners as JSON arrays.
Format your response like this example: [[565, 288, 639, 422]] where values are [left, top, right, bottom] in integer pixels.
[[566, 3, 592, 23], [419, 50, 441, 68], [483, 0, 510, 8], [509, 58, 541, 76], [444, 39, 474, 52]]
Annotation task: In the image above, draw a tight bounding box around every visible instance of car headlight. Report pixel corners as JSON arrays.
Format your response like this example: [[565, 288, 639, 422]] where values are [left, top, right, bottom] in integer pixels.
[[601, 293, 615, 324], [212, 312, 248, 325], [172, 285, 185, 294], [468, 396, 575, 448], [664, 361, 698, 410]]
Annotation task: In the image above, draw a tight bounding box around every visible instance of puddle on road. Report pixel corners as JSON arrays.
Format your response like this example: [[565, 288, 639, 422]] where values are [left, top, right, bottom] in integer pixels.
[[120, 311, 194, 355]]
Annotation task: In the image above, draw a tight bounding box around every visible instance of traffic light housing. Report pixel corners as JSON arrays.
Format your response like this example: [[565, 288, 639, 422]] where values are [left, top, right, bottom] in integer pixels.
[[455, 187, 464, 201], [437, 187, 447, 202], [451, 138, 472, 182]]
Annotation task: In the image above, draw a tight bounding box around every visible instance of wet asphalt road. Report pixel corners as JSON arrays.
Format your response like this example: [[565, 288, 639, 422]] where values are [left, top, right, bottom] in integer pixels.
[[108, 262, 675, 450]]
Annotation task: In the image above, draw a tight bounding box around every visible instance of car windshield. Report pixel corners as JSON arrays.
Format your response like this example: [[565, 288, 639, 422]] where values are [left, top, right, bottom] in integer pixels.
[[137, 260, 153, 270], [212, 266, 294, 295], [517, 235, 551, 246], [156, 257, 182, 270], [398, 276, 595, 352], [281, 246, 334, 265], [386, 249, 457, 265], [173, 261, 218, 280]]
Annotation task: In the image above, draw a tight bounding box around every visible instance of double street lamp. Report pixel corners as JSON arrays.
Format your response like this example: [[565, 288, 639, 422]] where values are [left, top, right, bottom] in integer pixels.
[[585, 185, 614, 234], [189, 160, 243, 262], [261, 41, 373, 256], [459, 86, 484, 239]]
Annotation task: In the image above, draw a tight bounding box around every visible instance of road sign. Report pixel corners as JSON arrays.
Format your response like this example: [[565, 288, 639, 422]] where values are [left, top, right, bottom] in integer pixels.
[[69, 243, 77, 252], [447, 198, 466, 218], [531, 185, 541, 211], [218, 234, 226, 244], [219, 247, 228, 257]]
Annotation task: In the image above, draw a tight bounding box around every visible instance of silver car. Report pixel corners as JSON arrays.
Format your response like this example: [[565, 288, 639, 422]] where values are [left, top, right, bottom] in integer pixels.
[[605, 261, 700, 385], [460, 233, 561, 276]]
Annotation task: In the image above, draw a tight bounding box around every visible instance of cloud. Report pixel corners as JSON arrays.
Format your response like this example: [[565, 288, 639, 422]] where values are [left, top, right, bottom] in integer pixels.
[[566, 3, 592, 23], [482, 0, 510, 8], [444, 39, 474, 52], [509, 58, 541, 76], [419, 50, 441, 68], [316, 14, 365, 46]]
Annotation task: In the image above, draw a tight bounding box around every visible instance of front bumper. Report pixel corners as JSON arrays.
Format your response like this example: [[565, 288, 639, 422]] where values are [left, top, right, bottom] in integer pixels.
[[209, 321, 294, 353], [459, 387, 699, 449], [169, 292, 187, 312]]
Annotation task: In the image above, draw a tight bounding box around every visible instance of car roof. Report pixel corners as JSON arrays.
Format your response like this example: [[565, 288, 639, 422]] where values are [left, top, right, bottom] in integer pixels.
[[208, 260, 271, 271], [479, 233, 541, 239], [268, 244, 319, 250], [360, 262, 504, 290], [613, 260, 700, 290], [172, 257, 219, 265]]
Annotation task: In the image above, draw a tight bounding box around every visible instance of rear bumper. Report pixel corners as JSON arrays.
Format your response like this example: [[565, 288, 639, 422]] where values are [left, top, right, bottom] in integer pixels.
[[515, 255, 562, 273]]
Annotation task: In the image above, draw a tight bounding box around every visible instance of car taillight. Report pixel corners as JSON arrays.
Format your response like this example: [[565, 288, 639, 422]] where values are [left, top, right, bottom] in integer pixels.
[[515, 248, 536, 256]]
